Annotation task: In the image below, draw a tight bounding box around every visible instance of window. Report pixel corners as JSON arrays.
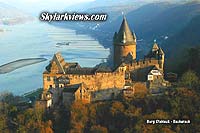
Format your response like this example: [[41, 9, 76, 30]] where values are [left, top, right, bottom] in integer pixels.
[[148, 75, 153, 81], [47, 76, 51, 81]]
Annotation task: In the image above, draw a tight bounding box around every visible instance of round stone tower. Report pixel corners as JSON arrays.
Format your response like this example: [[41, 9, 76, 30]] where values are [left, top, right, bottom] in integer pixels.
[[113, 16, 136, 67]]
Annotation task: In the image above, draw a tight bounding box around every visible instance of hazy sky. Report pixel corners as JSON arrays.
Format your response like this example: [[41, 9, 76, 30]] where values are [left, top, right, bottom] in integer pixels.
[[0, 0, 95, 15]]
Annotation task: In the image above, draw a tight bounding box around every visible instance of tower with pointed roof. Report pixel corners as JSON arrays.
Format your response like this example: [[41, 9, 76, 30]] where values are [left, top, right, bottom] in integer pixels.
[[113, 16, 136, 67], [146, 42, 165, 70], [151, 42, 165, 70]]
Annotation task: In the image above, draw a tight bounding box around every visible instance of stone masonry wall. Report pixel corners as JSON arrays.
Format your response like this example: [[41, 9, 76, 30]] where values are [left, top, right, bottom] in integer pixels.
[[43, 69, 125, 91], [114, 44, 136, 67], [126, 59, 161, 71]]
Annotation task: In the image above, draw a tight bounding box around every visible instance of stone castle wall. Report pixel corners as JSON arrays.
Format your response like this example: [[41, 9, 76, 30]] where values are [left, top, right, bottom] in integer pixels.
[[43, 73, 63, 91], [126, 58, 162, 71], [43, 69, 125, 91]]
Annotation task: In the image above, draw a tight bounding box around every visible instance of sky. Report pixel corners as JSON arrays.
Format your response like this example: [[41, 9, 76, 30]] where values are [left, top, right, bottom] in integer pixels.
[[0, 0, 95, 15]]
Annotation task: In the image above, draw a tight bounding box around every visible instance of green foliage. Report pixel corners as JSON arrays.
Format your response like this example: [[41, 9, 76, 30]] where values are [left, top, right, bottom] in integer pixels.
[[179, 70, 199, 89], [23, 88, 43, 102], [68, 88, 200, 133], [110, 101, 125, 116], [90, 125, 108, 133], [70, 101, 89, 132], [167, 46, 200, 78], [0, 92, 53, 133], [0, 113, 7, 132], [1, 86, 200, 133]]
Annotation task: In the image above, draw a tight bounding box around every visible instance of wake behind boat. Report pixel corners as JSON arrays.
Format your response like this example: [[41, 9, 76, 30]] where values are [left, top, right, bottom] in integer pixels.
[[56, 42, 70, 46]]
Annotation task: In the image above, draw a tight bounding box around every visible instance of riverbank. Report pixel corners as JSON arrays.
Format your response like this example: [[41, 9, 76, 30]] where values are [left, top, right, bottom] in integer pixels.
[[0, 58, 47, 74]]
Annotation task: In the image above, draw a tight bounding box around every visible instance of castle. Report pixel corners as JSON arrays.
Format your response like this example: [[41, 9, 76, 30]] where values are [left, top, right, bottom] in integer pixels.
[[38, 17, 169, 109]]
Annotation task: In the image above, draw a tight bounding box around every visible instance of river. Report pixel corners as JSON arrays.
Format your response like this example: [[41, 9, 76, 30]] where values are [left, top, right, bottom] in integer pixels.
[[0, 21, 110, 95]]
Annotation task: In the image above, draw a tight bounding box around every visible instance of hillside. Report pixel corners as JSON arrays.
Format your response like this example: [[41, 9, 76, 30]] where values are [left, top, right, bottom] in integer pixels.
[[1, 86, 200, 132], [100, 1, 200, 46], [163, 14, 200, 56], [54, 1, 200, 73], [64, 1, 200, 49], [0, 2, 32, 25], [164, 15, 200, 74], [68, 0, 153, 12]]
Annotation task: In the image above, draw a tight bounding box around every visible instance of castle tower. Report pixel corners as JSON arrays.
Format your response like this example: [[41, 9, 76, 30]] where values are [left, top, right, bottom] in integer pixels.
[[150, 42, 165, 70], [152, 43, 159, 52], [113, 16, 136, 67]]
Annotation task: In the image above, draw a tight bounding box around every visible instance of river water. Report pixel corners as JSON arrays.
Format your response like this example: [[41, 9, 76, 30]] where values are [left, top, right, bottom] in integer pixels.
[[0, 21, 110, 95]]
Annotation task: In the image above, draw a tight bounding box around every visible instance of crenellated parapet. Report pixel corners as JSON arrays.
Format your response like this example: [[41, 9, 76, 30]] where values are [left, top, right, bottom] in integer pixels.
[[43, 53, 126, 91], [126, 58, 161, 72]]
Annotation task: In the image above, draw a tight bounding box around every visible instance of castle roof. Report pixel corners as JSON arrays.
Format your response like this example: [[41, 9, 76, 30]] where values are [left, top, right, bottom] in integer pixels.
[[145, 42, 164, 59], [45, 53, 113, 75], [114, 16, 136, 45], [158, 47, 164, 55], [131, 66, 156, 82], [95, 63, 112, 73], [148, 66, 162, 76], [64, 62, 80, 68], [45, 52, 82, 74], [152, 43, 159, 52], [64, 65, 113, 75], [64, 68, 96, 75], [46, 52, 65, 73], [63, 84, 81, 93]]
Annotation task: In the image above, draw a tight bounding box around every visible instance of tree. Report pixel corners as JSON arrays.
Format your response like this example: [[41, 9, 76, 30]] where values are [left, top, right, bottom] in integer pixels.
[[180, 70, 199, 89], [70, 101, 88, 132], [88, 104, 97, 125], [134, 82, 148, 98], [0, 113, 7, 132], [90, 125, 108, 133], [187, 47, 200, 72], [110, 101, 124, 116]]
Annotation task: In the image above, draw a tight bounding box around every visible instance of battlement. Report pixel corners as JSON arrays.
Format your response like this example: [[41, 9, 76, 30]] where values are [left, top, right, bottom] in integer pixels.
[[127, 58, 160, 71], [43, 66, 126, 91]]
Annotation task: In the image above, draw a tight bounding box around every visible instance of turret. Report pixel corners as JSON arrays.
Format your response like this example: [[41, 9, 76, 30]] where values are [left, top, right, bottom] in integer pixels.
[[152, 43, 159, 52], [113, 16, 137, 67], [146, 42, 165, 70]]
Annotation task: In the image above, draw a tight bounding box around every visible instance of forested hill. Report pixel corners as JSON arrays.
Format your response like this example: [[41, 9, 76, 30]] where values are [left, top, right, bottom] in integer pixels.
[[100, 1, 200, 47], [163, 14, 200, 57]]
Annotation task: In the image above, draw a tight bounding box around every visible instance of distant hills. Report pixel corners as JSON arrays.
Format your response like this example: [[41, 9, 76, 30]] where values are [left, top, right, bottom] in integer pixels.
[[68, 0, 151, 12], [0, 2, 32, 25], [65, 1, 200, 45], [68, 0, 196, 11], [98, 1, 200, 47], [66, 1, 200, 54], [164, 13, 200, 56]]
